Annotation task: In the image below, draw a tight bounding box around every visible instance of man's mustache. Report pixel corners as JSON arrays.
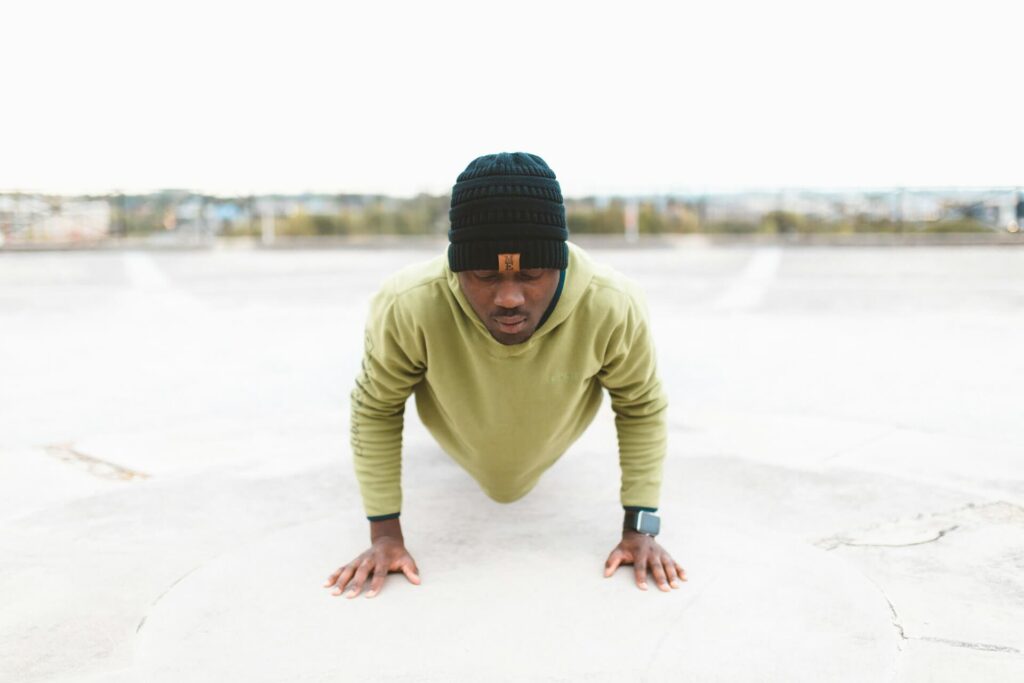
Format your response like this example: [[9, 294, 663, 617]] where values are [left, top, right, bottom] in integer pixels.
[[491, 307, 527, 318]]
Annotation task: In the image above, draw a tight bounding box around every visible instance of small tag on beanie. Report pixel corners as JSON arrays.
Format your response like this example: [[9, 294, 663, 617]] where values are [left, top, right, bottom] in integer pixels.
[[498, 253, 521, 272]]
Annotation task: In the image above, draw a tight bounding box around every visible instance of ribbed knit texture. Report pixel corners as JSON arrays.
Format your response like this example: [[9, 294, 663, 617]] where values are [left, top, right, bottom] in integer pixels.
[[448, 152, 569, 271]]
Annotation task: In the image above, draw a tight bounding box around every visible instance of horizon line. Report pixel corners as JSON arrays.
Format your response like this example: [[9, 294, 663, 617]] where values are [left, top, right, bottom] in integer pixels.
[[1, 184, 1021, 199]]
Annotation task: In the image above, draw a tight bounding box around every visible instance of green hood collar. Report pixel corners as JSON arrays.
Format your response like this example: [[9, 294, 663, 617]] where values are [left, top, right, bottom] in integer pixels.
[[444, 241, 595, 358]]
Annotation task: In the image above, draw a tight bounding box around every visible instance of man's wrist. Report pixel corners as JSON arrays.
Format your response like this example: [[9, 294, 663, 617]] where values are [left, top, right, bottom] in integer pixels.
[[370, 516, 404, 544], [367, 511, 400, 522], [622, 506, 660, 536]]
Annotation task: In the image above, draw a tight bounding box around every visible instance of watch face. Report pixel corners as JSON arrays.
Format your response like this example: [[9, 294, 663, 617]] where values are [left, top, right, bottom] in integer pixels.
[[639, 513, 661, 536]]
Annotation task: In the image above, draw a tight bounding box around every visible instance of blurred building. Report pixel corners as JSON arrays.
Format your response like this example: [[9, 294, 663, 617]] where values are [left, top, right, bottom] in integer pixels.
[[693, 188, 1021, 230], [0, 195, 110, 244]]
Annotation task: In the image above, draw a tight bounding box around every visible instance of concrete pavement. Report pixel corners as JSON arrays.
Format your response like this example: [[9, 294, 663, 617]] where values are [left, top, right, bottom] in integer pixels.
[[2, 242, 1023, 681]]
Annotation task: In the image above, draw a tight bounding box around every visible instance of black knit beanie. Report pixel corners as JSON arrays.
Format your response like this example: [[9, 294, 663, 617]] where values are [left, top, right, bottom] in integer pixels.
[[448, 152, 569, 272]]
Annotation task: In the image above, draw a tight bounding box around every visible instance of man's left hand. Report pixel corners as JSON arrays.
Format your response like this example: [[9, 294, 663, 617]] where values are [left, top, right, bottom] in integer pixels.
[[604, 531, 687, 591]]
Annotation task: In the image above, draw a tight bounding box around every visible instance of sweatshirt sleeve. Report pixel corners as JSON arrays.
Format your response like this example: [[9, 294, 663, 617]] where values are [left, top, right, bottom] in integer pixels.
[[350, 287, 425, 519], [596, 289, 668, 510]]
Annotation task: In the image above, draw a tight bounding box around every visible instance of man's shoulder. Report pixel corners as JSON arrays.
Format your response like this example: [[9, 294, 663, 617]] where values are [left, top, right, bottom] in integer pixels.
[[375, 253, 448, 303], [570, 243, 647, 315], [364, 254, 450, 341]]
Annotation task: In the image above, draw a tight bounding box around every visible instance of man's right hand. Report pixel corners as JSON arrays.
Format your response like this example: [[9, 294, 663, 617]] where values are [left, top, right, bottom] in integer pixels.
[[323, 536, 421, 599]]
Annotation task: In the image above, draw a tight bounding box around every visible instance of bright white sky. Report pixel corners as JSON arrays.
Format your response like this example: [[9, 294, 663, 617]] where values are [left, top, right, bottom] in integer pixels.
[[2, 0, 1021, 197]]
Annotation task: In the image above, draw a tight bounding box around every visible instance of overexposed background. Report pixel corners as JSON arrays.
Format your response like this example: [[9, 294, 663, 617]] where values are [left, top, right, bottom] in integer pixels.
[[2, 0, 1022, 196]]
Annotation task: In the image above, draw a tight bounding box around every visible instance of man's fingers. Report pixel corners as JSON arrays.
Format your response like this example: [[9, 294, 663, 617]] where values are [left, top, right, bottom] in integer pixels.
[[664, 558, 682, 588], [634, 558, 649, 590], [365, 564, 388, 599], [651, 558, 670, 592], [659, 553, 686, 584], [329, 564, 357, 596], [345, 560, 373, 598], [604, 549, 624, 577], [323, 567, 343, 587], [401, 562, 421, 585]]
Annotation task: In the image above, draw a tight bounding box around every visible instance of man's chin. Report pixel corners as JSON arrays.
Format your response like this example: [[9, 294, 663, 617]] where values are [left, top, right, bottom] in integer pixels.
[[489, 325, 536, 346]]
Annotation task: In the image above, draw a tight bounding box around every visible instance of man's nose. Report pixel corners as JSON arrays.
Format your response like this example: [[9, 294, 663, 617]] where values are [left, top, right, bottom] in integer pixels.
[[494, 279, 525, 309]]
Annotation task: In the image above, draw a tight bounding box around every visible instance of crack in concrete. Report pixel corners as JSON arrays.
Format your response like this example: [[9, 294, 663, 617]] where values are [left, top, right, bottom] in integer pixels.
[[868, 578, 907, 652], [830, 527, 1021, 671], [855, 573, 905, 683], [44, 442, 150, 481], [883, 596, 906, 645], [136, 564, 203, 635], [133, 517, 328, 636], [864, 578, 1021, 658], [149, 565, 202, 607], [819, 499, 1024, 552], [912, 636, 1021, 655], [819, 524, 960, 551]]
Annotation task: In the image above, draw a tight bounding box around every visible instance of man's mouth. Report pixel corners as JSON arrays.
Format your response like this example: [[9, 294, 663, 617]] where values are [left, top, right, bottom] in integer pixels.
[[493, 315, 527, 334]]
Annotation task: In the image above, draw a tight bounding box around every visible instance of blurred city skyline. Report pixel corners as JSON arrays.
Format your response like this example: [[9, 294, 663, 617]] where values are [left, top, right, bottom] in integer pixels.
[[2, 0, 1021, 196]]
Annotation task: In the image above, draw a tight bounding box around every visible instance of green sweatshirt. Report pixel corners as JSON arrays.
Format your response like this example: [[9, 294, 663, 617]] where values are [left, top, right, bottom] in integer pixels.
[[350, 241, 668, 518]]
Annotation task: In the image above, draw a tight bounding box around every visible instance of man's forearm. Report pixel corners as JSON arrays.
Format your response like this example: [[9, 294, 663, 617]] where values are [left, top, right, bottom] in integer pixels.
[[370, 517, 404, 543]]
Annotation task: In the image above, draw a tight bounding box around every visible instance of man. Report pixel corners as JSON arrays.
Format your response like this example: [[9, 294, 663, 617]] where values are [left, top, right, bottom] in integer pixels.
[[323, 152, 685, 599]]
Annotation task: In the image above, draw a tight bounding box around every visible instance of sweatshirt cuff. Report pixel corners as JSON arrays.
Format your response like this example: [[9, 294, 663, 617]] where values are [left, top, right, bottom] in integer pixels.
[[367, 512, 401, 521]]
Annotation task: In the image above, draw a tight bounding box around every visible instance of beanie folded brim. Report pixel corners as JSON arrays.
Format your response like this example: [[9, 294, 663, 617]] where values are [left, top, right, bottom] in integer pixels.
[[448, 239, 568, 272]]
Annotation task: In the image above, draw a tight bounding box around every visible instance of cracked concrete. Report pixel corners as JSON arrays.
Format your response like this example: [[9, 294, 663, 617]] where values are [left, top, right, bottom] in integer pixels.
[[816, 512, 962, 550], [825, 500, 1024, 678], [44, 442, 150, 481], [826, 524, 960, 549], [914, 637, 1020, 655], [3, 244, 1024, 681], [870, 574, 1021, 655], [868, 576, 907, 650], [818, 501, 1024, 550]]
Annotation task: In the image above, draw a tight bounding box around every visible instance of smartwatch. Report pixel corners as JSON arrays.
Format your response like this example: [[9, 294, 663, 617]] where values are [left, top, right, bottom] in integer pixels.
[[624, 509, 661, 537]]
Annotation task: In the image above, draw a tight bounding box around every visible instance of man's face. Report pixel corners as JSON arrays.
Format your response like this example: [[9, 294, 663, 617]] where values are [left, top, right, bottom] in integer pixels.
[[457, 267, 561, 345]]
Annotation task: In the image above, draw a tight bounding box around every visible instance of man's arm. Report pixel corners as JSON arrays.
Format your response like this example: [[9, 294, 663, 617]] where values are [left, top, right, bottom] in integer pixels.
[[597, 291, 685, 591], [596, 292, 668, 512], [350, 291, 425, 519], [324, 290, 425, 599]]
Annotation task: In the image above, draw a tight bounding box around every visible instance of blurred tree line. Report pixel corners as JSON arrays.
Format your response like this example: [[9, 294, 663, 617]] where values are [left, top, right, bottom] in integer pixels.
[[721, 211, 992, 235], [104, 191, 999, 238]]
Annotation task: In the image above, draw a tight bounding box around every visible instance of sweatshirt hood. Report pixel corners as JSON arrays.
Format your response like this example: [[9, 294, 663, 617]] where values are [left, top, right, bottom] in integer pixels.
[[444, 241, 595, 358]]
